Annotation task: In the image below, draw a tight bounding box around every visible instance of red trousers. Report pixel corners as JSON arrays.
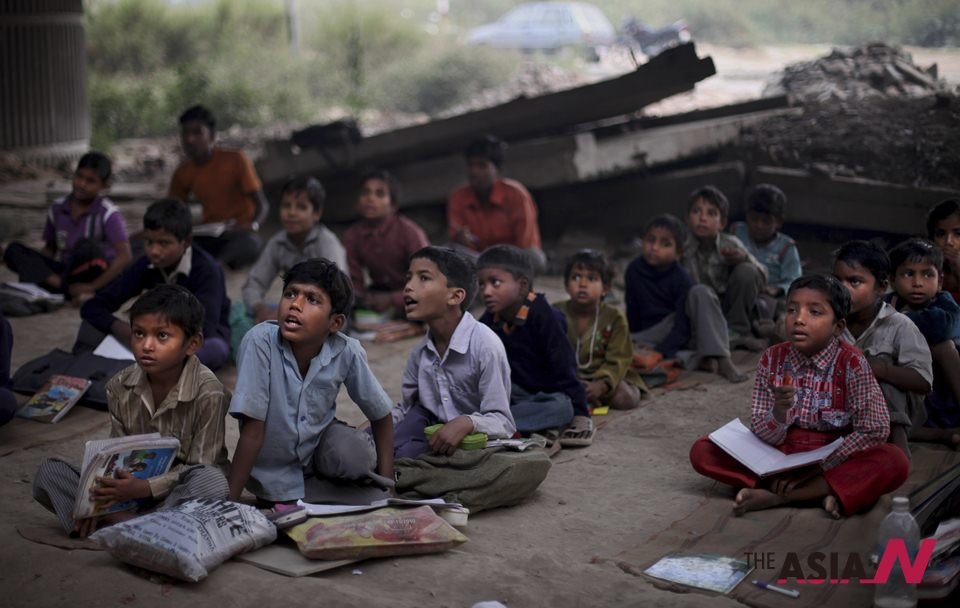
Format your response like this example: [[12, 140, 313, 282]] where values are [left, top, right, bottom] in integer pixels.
[[689, 427, 910, 515]]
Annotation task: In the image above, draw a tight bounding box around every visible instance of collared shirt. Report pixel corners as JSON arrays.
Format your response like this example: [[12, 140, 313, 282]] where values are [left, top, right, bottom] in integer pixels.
[[887, 290, 960, 346], [393, 312, 515, 438], [106, 355, 230, 498], [42, 195, 129, 265], [447, 178, 542, 252], [841, 301, 933, 385], [168, 148, 262, 224], [683, 232, 768, 295], [241, 225, 347, 310], [730, 222, 802, 294], [750, 339, 889, 470], [229, 322, 393, 501], [341, 214, 429, 310], [153, 245, 193, 284]]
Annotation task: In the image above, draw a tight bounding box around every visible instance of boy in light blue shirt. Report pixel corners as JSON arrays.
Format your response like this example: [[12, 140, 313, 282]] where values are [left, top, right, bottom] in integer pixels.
[[228, 259, 394, 505]]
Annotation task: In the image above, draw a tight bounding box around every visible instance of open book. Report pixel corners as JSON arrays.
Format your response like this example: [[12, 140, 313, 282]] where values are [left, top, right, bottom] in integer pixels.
[[73, 433, 180, 519], [708, 418, 843, 478], [17, 374, 90, 423]]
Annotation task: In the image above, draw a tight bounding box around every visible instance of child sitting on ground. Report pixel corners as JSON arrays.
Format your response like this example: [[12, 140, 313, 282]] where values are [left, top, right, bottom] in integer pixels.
[[683, 185, 768, 350], [0, 313, 15, 427], [33, 285, 231, 537], [728, 183, 802, 337], [228, 259, 395, 505], [81, 199, 232, 370], [928, 199, 960, 305], [555, 249, 646, 410], [834, 240, 932, 457], [342, 170, 430, 318], [392, 247, 514, 457], [690, 274, 909, 518], [241, 176, 347, 325], [625, 214, 747, 383], [477, 245, 593, 446], [3, 152, 131, 303], [886, 238, 960, 448]]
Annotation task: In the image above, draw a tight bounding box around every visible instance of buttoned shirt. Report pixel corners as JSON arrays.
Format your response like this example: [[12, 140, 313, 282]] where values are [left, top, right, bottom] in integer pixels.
[[446, 178, 542, 252], [393, 312, 515, 438], [241, 225, 347, 310], [840, 301, 933, 386], [229, 322, 393, 501], [683, 232, 767, 295], [154, 245, 193, 284], [751, 339, 889, 470], [341, 214, 429, 310], [106, 355, 230, 499], [730, 222, 802, 294], [42, 195, 128, 265]]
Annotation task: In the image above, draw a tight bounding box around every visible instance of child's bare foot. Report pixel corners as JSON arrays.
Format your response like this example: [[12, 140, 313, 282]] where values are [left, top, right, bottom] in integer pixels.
[[698, 358, 719, 374], [734, 488, 785, 516], [822, 495, 841, 519], [717, 357, 749, 383]]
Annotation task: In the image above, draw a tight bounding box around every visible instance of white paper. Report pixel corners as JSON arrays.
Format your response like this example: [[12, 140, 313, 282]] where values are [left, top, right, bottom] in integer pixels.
[[93, 335, 135, 360], [296, 497, 454, 517], [708, 418, 843, 477], [0, 281, 64, 302]]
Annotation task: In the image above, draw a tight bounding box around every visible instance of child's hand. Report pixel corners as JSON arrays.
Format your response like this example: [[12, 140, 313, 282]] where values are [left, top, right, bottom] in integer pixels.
[[866, 357, 889, 382], [582, 380, 607, 404], [428, 416, 475, 456], [768, 466, 821, 497], [364, 292, 394, 313], [92, 470, 152, 505], [452, 227, 479, 248], [720, 247, 747, 265], [72, 516, 99, 538], [772, 385, 796, 422]]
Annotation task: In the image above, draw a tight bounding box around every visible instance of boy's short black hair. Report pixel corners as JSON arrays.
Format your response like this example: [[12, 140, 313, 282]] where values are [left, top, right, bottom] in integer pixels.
[[282, 258, 354, 315], [76, 151, 112, 183], [926, 199, 960, 238], [178, 104, 216, 134], [409, 246, 478, 312], [564, 249, 613, 285], [464, 134, 505, 168], [129, 284, 205, 339], [643, 214, 688, 252], [143, 198, 192, 242], [834, 240, 891, 284], [787, 274, 850, 321], [688, 185, 730, 222], [477, 245, 535, 285], [889, 238, 944, 274], [360, 169, 401, 206], [281, 175, 326, 212], [746, 183, 786, 219]]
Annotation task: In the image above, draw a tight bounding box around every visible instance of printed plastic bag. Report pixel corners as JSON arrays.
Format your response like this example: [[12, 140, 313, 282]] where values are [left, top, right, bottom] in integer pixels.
[[90, 498, 276, 582]]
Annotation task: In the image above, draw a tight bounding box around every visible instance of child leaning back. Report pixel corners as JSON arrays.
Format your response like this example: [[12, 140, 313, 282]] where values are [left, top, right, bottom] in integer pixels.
[[689, 274, 909, 518]]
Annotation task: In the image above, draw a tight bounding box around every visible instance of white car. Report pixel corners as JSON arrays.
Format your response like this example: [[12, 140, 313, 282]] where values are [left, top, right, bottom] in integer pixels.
[[466, 2, 616, 55]]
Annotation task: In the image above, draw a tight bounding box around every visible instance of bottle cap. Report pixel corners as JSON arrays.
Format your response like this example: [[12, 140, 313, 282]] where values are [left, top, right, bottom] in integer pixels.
[[892, 496, 910, 507]]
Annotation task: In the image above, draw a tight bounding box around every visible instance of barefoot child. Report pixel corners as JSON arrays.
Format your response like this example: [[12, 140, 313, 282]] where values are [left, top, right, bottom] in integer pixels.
[[625, 214, 748, 383], [477, 245, 593, 446], [555, 249, 646, 410], [886, 238, 960, 447], [228, 259, 395, 505], [392, 247, 514, 457], [928, 199, 960, 304], [834, 240, 932, 457], [689, 274, 909, 517], [33, 285, 231, 537]]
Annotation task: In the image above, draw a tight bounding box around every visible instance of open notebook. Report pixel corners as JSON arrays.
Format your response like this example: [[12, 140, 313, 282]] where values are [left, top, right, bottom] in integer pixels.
[[708, 418, 843, 478]]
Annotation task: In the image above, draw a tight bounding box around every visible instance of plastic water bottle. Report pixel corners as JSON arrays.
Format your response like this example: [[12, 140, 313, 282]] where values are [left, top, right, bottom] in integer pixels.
[[873, 496, 920, 608]]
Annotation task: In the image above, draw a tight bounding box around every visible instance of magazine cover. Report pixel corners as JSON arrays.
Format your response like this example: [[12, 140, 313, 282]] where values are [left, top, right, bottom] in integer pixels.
[[644, 553, 753, 594], [16, 374, 91, 424]]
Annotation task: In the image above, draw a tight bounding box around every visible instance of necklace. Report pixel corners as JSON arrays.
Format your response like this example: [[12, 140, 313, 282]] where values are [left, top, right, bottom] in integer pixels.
[[575, 302, 600, 370]]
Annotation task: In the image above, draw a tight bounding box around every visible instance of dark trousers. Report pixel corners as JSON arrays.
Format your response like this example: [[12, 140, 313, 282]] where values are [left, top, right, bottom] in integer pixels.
[[194, 231, 262, 270], [1, 313, 16, 426], [3, 240, 107, 295]]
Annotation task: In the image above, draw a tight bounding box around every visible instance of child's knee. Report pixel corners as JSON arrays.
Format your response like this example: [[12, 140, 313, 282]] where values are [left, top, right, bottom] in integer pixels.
[[314, 423, 377, 480], [729, 263, 764, 288]]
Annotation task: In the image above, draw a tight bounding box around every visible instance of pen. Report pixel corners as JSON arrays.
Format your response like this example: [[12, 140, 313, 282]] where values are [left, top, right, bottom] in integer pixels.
[[752, 580, 800, 598]]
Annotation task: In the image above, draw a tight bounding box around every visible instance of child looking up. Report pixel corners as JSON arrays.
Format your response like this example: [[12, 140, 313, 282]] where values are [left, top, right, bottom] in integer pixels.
[[342, 170, 429, 317], [555, 249, 646, 410], [625, 214, 747, 383], [242, 176, 347, 324], [477, 245, 592, 446], [690, 274, 909, 518], [34, 285, 230, 537], [834, 240, 932, 456], [392, 247, 514, 458], [683, 185, 768, 350], [3, 152, 131, 302], [927, 199, 960, 304], [886, 238, 960, 447], [228, 259, 395, 505]]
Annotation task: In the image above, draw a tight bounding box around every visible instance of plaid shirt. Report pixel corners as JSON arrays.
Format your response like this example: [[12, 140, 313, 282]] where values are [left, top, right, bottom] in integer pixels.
[[683, 232, 767, 295], [750, 339, 889, 470]]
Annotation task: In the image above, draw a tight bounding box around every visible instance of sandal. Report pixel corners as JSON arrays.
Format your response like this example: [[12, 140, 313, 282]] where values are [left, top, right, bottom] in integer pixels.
[[559, 415, 595, 448]]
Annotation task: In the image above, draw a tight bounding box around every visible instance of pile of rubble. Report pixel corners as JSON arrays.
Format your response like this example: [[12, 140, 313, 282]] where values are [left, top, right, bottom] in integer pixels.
[[766, 42, 945, 103]]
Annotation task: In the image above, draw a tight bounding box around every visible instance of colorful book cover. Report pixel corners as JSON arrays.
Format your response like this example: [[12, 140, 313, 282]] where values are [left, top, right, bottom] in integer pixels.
[[644, 553, 753, 594], [17, 374, 91, 423]]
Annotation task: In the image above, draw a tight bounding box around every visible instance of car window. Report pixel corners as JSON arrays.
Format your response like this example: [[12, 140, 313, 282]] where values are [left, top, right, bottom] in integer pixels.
[[501, 4, 538, 25]]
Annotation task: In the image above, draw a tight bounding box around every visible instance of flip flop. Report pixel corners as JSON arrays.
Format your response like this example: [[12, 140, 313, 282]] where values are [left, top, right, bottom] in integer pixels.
[[559, 415, 595, 448]]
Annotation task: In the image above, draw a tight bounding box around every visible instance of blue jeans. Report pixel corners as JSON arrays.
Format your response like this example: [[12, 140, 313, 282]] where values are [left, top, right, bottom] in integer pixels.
[[510, 384, 574, 434]]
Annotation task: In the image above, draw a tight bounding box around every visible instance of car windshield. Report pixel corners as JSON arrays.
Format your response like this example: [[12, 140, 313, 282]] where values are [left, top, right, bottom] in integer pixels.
[[501, 5, 539, 25]]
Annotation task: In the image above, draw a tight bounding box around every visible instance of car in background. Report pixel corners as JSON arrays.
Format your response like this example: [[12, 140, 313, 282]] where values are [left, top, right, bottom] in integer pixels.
[[466, 2, 616, 56]]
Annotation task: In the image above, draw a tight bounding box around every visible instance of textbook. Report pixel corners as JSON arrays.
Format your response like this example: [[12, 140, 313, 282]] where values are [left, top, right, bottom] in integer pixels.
[[16, 374, 91, 423], [644, 553, 753, 594], [708, 418, 843, 478], [73, 433, 180, 519]]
